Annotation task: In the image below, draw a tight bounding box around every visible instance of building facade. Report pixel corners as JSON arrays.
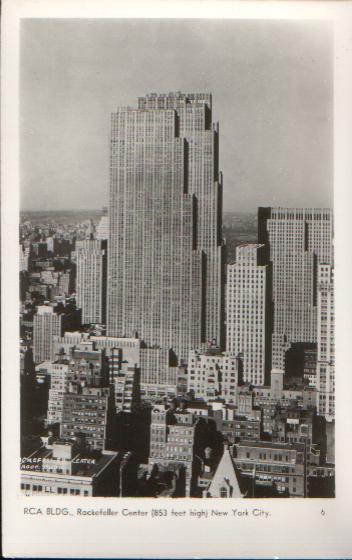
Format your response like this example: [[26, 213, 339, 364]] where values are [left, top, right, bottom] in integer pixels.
[[47, 361, 72, 426], [226, 243, 271, 385], [60, 386, 112, 451], [233, 440, 306, 497], [258, 207, 333, 368], [107, 92, 225, 365], [149, 404, 202, 496], [187, 349, 238, 403], [33, 306, 62, 363], [114, 366, 140, 413], [96, 207, 109, 241], [20, 439, 120, 497], [316, 264, 335, 420], [75, 239, 107, 325]]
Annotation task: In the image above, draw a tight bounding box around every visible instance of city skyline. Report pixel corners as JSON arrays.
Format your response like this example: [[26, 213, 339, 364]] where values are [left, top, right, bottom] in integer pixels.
[[19, 83, 335, 496], [20, 19, 333, 212], [18, 21, 335, 501], [20, 198, 335, 499]]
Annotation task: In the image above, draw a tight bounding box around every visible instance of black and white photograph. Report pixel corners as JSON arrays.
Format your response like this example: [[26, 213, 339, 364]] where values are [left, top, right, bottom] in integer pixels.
[[2, 1, 352, 558], [18, 16, 335, 500]]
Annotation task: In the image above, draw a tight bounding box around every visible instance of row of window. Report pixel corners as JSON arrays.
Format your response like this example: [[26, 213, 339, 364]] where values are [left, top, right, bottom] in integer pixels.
[[21, 483, 89, 496]]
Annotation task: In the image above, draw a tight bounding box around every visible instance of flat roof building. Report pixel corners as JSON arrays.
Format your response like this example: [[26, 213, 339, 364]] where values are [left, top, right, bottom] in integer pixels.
[[20, 438, 120, 497]]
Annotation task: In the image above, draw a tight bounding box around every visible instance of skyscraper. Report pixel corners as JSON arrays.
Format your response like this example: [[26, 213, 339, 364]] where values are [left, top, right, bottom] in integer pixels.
[[316, 264, 335, 420], [258, 207, 333, 367], [75, 239, 107, 325], [107, 92, 224, 364], [33, 306, 62, 363], [226, 243, 272, 385]]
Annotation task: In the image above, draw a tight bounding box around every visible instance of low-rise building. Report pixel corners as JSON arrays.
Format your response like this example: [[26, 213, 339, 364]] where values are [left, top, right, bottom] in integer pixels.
[[212, 411, 261, 444], [148, 404, 206, 496], [233, 440, 306, 497], [187, 349, 238, 403], [60, 386, 113, 451], [20, 438, 121, 497]]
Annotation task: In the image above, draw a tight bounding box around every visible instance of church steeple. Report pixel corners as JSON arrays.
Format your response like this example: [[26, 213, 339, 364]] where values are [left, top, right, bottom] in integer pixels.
[[205, 444, 244, 498]]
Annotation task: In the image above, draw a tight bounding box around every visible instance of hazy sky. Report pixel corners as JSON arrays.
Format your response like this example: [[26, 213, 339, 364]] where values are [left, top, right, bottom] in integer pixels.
[[20, 19, 333, 212]]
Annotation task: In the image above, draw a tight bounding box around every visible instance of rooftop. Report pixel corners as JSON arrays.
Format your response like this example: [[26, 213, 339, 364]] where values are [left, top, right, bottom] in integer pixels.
[[236, 440, 306, 452], [21, 444, 118, 478]]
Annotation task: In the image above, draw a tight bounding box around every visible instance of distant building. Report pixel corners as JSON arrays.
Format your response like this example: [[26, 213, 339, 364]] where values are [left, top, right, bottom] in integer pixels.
[[226, 243, 272, 385], [53, 332, 178, 402], [316, 264, 335, 420], [54, 333, 140, 368], [258, 207, 333, 368], [36, 269, 72, 298], [96, 207, 109, 241], [20, 245, 30, 272], [58, 271, 71, 296], [31, 242, 48, 259], [75, 239, 107, 325], [46, 236, 54, 253], [53, 238, 73, 258], [33, 306, 62, 363]]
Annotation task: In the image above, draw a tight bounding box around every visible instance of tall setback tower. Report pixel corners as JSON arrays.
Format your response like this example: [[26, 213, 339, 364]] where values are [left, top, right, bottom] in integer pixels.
[[107, 93, 224, 364]]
